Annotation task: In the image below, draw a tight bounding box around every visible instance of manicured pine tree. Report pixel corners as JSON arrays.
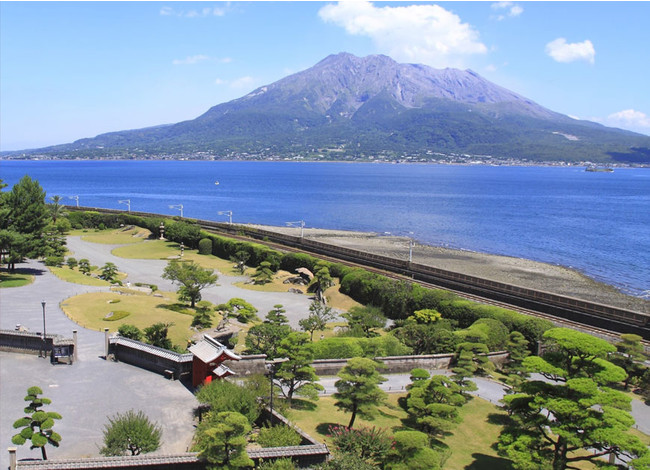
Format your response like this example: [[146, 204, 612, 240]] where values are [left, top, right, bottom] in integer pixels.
[[12, 386, 62, 460]]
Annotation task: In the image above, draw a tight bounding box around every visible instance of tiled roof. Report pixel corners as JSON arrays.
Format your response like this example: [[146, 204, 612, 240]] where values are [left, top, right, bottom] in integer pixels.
[[16, 453, 201, 469], [188, 334, 241, 363], [213, 363, 236, 377], [111, 337, 193, 363], [248, 444, 329, 459], [0, 329, 73, 345]]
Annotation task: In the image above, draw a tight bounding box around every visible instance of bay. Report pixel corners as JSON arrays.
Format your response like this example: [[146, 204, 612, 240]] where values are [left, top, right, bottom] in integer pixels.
[[1, 160, 648, 297]]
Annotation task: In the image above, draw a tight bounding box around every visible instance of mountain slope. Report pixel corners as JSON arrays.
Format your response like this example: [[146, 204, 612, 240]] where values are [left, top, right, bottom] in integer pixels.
[[10, 53, 650, 163]]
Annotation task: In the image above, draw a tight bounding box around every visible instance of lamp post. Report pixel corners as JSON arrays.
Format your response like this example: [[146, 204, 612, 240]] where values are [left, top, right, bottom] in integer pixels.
[[159, 221, 165, 240], [217, 210, 233, 224], [286, 220, 305, 238], [41, 300, 47, 359], [118, 199, 131, 212], [265, 358, 288, 418], [169, 204, 183, 218], [69, 195, 79, 207]]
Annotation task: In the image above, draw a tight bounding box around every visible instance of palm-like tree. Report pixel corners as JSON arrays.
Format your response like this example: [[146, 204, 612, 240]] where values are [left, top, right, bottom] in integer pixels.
[[49, 195, 68, 222]]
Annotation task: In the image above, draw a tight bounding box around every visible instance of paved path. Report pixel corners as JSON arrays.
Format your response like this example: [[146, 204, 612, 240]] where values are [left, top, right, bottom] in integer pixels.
[[66, 236, 322, 327]]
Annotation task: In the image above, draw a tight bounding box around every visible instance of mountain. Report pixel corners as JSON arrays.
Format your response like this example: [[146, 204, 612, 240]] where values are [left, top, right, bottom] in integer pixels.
[[7, 53, 650, 163]]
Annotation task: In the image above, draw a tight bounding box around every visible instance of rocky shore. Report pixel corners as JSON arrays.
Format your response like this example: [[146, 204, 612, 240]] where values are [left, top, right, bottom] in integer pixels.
[[247, 224, 649, 314]]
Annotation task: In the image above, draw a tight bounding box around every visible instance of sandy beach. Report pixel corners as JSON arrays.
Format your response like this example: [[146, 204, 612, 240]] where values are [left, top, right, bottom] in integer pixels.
[[247, 224, 649, 314]]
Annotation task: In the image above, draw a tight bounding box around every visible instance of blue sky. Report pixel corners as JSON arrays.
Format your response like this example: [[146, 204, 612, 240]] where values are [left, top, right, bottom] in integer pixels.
[[2, 1, 649, 151]]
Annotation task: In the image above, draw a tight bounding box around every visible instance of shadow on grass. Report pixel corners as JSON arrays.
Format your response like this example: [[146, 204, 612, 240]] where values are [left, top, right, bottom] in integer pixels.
[[291, 398, 317, 411], [316, 422, 342, 436], [157, 303, 195, 315], [1, 266, 45, 276], [465, 453, 514, 470], [486, 412, 511, 426]]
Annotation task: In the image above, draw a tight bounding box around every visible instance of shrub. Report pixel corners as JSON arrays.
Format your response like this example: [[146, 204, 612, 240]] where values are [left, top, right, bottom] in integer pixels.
[[118, 324, 143, 341], [44, 256, 64, 267], [257, 424, 302, 448], [195, 379, 261, 425], [198, 238, 212, 255], [312, 337, 364, 360], [258, 459, 296, 470], [66, 257, 78, 269], [103, 311, 130, 322], [328, 425, 393, 465]]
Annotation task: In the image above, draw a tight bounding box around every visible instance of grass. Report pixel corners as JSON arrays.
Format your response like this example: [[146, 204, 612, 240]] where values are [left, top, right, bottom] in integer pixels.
[[287, 393, 408, 446], [112, 239, 182, 259], [234, 270, 305, 293], [49, 266, 116, 286], [61, 291, 194, 347], [0, 269, 35, 288], [77, 226, 152, 244]]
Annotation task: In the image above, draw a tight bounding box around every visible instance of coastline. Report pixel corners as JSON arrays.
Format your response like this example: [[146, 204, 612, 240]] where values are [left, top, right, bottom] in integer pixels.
[[247, 224, 650, 314]]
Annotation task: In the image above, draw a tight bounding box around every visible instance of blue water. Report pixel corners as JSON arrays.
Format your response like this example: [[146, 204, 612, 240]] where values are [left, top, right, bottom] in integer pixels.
[[1, 160, 648, 297]]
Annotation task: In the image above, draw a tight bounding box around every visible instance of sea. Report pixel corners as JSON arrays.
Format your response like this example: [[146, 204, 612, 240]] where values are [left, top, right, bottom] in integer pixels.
[[1, 160, 648, 298]]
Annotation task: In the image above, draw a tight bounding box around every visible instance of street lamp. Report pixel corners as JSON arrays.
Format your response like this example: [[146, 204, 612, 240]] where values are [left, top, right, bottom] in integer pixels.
[[265, 358, 288, 418], [169, 204, 183, 218], [217, 210, 233, 224], [286, 220, 305, 238], [118, 199, 131, 212], [41, 300, 47, 359], [69, 195, 79, 207]]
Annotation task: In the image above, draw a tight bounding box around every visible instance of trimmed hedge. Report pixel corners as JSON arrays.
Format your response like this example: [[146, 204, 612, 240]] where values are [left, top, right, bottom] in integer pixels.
[[198, 238, 212, 255], [312, 335, 411, 359]]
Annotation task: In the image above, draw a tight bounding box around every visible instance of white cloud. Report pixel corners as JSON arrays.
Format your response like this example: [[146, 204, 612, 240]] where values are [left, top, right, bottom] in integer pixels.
[[214, 78, 226, 85], [319, 1, 487, 69], [545, 38, 595, 64], [604, 109, 650, 134], [160, 6, 173, 16], [490, 2, 523, 21]]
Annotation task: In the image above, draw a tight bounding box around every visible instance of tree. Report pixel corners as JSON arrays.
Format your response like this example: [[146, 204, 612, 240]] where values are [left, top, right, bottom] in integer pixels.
[[266, 304, 288, 325], [48, 195, 68, 223], [308, 262, 334, 303], [100, 262, 119, 283], [1, 176, 49, 269], [11, 386, 62, 460], [100, 409, 161, 456], [342, 306, 386, 338], [299, 300, 336, 340], [252, 261, 274, 284], [333, 357, 387, 428], [118, 324, 143, 341], [403, 374, 465, 437], [274, 332, 324, 406], [497, 328, 649, 470], [195, 379, 262, 425], [66, 257, 78, 269], [384, 430, 441, 470], [393, 320, 457, 355], [78, 258, 91, 275], [502, 331, 530, 388], [195, 411, 253, 469], [611, 333, 647, 390], [408, 309, 441, 324], [143, 322, 173, 349], [451, 342, 489, 396], [245, 305, 292, 359], [230, 250, 250, 275], [162, 260, 218, 308]]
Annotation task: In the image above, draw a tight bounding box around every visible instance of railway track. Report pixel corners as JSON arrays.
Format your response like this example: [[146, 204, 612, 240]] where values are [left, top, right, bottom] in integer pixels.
[[196, 222, 650, 351]]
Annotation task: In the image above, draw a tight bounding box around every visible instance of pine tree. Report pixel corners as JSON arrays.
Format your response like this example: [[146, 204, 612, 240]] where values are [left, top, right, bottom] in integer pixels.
[[11, 386, 62, 460]]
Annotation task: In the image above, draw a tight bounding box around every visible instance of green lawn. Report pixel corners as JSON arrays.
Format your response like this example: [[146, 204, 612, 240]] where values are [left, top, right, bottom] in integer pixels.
[[76, 226, 152, 244], [288, 394, 515, 470], [61, 290, 197, 347], [0, 269, 34, 288], [50, 266, 115, 286]]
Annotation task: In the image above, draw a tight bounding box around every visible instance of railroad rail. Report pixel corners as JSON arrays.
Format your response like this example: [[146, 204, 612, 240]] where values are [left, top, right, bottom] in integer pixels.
[[68, 207, 650, 343]]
